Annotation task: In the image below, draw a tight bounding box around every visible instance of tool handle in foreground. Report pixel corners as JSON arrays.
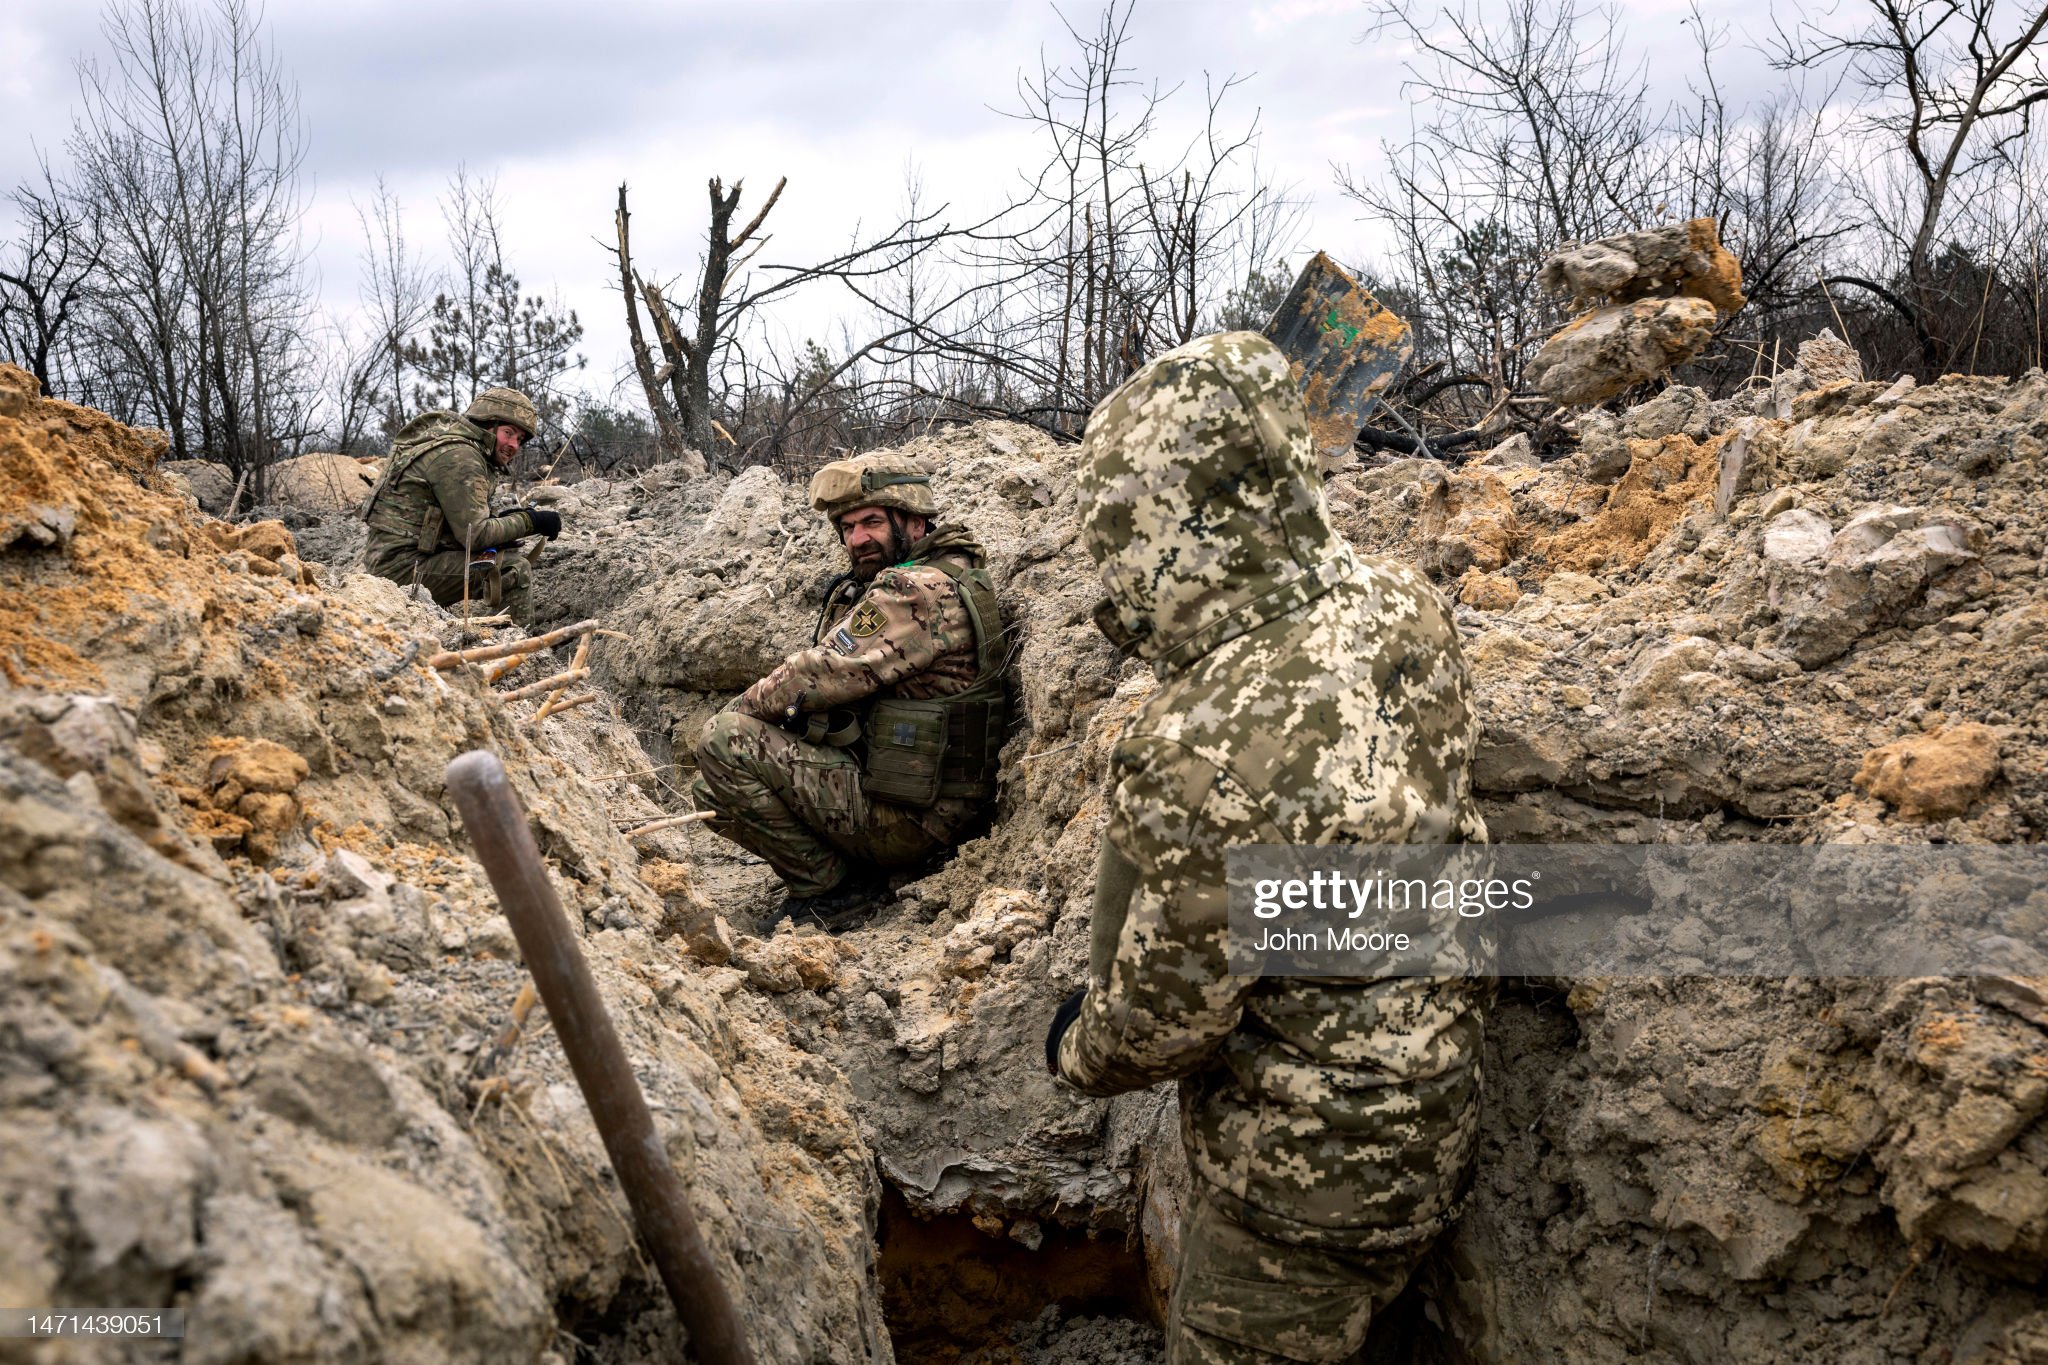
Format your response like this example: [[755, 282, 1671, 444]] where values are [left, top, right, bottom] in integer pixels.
[[445, 750, 755, 1365]]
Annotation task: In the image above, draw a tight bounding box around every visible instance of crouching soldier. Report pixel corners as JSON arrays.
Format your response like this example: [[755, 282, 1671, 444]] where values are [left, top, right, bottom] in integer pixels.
[[690, 453, 1009, 927], [361, 386, 562, 624]]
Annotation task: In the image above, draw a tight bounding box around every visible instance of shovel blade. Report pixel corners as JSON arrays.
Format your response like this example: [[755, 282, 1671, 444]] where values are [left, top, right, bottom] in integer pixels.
[[1262, 252, 1413, 456]]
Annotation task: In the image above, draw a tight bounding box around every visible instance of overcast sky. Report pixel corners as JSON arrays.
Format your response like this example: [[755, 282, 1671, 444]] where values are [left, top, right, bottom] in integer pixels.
[[1, 0, 1784, 407]]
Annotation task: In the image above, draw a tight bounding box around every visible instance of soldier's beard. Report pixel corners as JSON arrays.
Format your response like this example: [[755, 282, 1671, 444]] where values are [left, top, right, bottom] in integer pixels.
[[847, 515, 914, 581]]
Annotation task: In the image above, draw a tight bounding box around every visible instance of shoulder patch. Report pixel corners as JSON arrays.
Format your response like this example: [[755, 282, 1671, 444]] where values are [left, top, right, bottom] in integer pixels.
[[831, 627, 859, 655], [848, 600, 886, 638]]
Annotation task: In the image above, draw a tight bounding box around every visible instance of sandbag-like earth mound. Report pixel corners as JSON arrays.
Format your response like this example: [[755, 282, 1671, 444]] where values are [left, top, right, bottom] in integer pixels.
[[9, 344, 2048, 1363], [0, 364, 892, 1364]]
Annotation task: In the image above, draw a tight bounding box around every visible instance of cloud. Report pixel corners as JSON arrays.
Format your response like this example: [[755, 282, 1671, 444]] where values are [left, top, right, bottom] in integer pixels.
[[4, 0, 1790, 413]]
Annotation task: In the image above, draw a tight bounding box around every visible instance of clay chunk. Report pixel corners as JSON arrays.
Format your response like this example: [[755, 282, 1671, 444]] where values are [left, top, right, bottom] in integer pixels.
[[1529, 217, 1746, 405], [1526, 296, 1721, 405]]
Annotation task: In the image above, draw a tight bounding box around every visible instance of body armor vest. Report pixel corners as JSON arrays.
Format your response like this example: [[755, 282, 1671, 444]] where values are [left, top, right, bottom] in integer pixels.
[[831, 550, 1008, 808], [361, 412, 478, 556]]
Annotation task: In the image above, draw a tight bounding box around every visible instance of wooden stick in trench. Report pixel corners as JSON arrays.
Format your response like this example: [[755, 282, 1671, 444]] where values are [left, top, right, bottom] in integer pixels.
[[499, 667, 588, 703], [619, 812, 717, 839], [427, 618, 599, 669]]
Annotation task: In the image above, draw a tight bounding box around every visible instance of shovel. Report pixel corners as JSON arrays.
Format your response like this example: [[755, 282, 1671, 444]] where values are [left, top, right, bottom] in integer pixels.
[[1262, 251, 1414, 458]]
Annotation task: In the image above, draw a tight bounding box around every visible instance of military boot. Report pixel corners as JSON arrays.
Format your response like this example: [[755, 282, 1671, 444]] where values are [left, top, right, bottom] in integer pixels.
[[772, 870, 893, 934]]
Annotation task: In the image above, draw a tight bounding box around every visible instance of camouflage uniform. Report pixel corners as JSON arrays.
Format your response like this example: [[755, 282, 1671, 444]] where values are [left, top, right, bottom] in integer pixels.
[[361, 411, 541, 622], [690, 523, 1005, 897], [1052, 331, 1489, 1364]]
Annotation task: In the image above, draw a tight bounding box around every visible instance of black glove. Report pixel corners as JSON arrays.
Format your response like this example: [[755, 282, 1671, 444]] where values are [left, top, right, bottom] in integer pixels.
[[523, 507, 562, 540], [1045, 987, 1087, 1076]]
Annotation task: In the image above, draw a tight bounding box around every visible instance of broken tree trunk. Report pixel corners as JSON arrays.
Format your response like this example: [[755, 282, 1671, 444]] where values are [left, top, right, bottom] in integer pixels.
[[685, 175, 785, 458], [637, 274, 698, 441], [616, 185, 688, 460]]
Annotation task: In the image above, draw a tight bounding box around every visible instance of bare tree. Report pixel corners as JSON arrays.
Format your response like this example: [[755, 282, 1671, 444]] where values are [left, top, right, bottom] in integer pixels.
[[405, 167, 496, 411], [407, 167, 584, 428], [353, 176, 432, 441], [0, 161, 103, 396], [322, 313, 384, 455], [613, 182, 687, 458], [1775, 0, 2048, 369], [986, 1, 1300, 424], [64, 0, 315, 483], [615, 174, 785, 462], [1340, 0, 1662, 419], [615, 172, 1009, 467]]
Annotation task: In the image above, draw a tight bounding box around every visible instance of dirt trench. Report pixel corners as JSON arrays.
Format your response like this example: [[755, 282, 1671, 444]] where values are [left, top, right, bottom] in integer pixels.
[[5, 355, 2048, 1363]]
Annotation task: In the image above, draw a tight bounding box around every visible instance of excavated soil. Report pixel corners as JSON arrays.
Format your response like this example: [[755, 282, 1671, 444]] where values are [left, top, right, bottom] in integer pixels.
[[7, 346, 2048, 1365], [0, 365, 889, 1364]]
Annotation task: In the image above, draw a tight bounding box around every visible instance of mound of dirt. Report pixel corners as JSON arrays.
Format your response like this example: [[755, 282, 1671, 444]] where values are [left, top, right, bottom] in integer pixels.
[[0, 364, 892, 1362], [265, 451, 380, 517], [159, 458, 234, 514], [7, 337, 2047, 1364], [512, 354, 2047, 1361]]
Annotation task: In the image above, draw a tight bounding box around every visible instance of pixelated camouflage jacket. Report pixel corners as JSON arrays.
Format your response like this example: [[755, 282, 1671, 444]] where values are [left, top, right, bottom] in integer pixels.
[[734, 526, 989, 724], [1056, 330, 1491, 1251], [362, 412, 537, 578]]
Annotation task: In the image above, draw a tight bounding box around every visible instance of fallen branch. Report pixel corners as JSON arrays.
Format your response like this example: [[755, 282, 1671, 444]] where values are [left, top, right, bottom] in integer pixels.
[[534, 692, 600, 721], [484, 653, 529, 685], [589, 764, 678, 782], [99, 965, 232, 1099], [455, 613, 514, 628], [1353, 425, 1492, 458], [429, 618, 600, 669], [619, 812, 717, 838], [1017, 739, 1082, 763], [532, 639, 596, 721], [500, 667, 589, 703]]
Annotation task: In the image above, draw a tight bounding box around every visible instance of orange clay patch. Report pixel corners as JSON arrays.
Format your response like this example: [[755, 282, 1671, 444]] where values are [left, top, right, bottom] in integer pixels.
[[0, 363, 338, 694], [1531, 432, 1723, 576]]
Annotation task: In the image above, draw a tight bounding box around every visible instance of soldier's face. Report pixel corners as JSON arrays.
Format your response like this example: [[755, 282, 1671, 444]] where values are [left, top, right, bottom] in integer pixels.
[[838, 507, 921, 580], [490, 424, 527, 466]]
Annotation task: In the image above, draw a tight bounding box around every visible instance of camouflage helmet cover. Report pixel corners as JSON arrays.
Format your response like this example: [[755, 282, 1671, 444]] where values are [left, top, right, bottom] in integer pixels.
[[809, 452, 940, 521], [464, 386, 539, 437]]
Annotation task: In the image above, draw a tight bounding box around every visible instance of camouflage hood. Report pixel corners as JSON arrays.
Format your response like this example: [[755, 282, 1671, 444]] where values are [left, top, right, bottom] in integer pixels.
[[1077, 330, 1355, 675]]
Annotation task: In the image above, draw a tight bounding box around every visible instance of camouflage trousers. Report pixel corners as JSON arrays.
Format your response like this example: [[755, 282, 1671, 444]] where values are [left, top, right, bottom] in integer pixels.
[[405, 546, 534, 625], [689, 712, 976, 897], [1167, 1191, 1427, 1365]]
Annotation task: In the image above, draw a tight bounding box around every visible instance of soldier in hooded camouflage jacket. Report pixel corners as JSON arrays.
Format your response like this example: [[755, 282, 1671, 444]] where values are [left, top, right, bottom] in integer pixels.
[[1047, 331, 1489, 1364], [692, 454, 1008, 922], [361, 388, 560, 623]]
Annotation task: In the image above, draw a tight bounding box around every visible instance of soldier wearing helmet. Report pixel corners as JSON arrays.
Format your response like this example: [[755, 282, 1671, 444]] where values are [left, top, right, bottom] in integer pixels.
[[690, 452, 1009, 927], [360, 386, 563, 624]]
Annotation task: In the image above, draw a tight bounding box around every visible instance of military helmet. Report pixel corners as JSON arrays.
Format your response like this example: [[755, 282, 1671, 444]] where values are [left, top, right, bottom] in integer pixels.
[[809, 452, 939, 521], [465, 386, 538, 438]]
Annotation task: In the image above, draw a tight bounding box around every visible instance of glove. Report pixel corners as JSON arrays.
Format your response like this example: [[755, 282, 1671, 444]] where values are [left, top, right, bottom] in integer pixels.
[[523, 507, 562, 540], [1044, 987, 1086, 1076]]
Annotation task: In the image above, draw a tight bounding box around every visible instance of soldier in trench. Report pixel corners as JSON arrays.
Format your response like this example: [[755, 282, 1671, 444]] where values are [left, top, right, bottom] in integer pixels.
[[1043, 330, 1490, 1364], [360, 386, 563, 624], [690, 453, 1008, 928]]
